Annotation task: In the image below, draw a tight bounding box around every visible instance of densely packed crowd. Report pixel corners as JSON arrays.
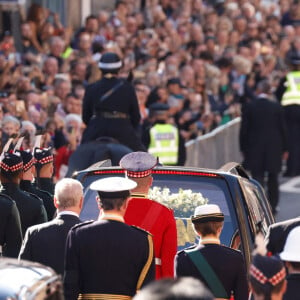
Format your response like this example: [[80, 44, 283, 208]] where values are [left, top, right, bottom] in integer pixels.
[[1, 0, 300, 180]]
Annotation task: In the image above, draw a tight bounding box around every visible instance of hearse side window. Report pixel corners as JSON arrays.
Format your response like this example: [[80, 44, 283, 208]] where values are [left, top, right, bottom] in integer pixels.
[[239, 178, 268, 236]]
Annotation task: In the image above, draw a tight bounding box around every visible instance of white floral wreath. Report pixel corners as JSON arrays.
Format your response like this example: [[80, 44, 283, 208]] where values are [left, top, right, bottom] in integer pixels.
[[148, 187, 208, 217]]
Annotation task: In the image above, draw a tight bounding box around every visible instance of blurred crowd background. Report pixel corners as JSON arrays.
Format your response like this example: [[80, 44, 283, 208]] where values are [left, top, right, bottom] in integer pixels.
[[0, 0, 299, 180]]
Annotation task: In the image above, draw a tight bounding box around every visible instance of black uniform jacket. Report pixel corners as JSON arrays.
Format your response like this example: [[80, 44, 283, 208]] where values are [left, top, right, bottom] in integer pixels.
[[284, 273, 300, 300], [81, 77, 145, 151], [0, 193, 22, 258], [1, 182, 48, 235], [19, 213, 81, 275], [64, 219, 155, 300], [239, 96, 288, 173], [20, 180, 56, 220], [265, 217, 300, 255], [175, 243, 248, 300], [36, 178, 55, 196]]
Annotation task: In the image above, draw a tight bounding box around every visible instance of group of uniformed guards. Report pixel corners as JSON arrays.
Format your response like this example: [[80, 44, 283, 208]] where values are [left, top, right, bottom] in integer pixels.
[[0, 136, 55, 257]]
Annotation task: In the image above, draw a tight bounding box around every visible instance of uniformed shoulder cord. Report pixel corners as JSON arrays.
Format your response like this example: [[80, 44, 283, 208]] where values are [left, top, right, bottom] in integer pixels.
[[136, 234, 154, 291]]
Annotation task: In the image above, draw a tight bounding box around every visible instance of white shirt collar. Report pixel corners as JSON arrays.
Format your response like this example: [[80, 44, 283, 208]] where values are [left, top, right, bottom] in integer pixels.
[[57, 211, 79, 217], [98, 213, 124, 222]]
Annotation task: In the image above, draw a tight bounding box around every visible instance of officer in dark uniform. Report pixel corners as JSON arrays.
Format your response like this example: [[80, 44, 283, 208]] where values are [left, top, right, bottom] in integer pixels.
[[0, 193, 22, 257], [81, 52, 146, 151], [64, 177, 155, 300], [142, 103, 186, 166], [18, 149, 56, 220], [175, 204, 248, 300], [0, 151, 48, 235], [33, 147, 55, 196]]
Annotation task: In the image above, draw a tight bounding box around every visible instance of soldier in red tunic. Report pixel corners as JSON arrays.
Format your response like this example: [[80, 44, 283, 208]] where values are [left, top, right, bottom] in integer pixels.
[[120, 151, 178, 279]]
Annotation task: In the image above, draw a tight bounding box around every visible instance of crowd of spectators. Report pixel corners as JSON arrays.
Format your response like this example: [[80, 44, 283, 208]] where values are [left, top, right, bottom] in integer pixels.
[[0, 0, 299, 180]]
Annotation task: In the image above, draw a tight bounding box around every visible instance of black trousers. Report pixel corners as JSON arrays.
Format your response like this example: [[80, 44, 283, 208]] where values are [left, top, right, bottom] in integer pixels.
[[251, 171, 279, 212]]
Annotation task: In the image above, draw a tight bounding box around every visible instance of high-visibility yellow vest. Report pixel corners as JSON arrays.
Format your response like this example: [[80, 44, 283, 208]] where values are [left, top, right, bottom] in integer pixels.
[[281, 71, 300, 106], [148, 124, 179, 165]]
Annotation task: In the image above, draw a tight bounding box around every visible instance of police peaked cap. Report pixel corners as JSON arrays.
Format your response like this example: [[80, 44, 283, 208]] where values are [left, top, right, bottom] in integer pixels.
[[98, 52, 122, 70], [0, 151, 23, 173], [34, 147, 53, 167], [16, 149, 35, 172], [120, 151, 157, 178]]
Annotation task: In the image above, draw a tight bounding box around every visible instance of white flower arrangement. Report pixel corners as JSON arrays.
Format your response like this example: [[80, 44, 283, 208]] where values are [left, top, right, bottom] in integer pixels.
[[148, 187, 209, 218]]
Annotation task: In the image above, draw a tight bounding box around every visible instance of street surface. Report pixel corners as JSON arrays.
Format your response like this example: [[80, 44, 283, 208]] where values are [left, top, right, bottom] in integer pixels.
[[277, 175, 300, 222]]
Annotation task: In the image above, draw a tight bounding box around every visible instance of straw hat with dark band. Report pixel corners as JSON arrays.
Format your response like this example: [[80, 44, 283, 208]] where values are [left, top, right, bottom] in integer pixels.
[[191, 204, 224, 223]]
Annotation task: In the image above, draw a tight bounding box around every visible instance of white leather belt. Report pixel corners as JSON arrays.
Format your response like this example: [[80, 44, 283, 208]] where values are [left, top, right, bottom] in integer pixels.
[[155, 258, 161, 265]]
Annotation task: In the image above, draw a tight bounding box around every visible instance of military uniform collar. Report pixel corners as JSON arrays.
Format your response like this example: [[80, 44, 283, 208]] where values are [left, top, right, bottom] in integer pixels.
[[199, 237, 220, 245], [99, 213, 125, 223], [131, 193, 148, 198]]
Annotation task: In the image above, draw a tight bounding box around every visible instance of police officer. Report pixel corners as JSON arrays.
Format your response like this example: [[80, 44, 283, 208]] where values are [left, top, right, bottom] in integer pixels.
[[120, 151, 178, 279], [142, 103, 186, 166], [64, 177, 155, 300], [276, 56, 300, 177], [0, 193, 22, 257], [175, 204, 248, 300], [19, 149, 56, 220], [0, 151, 48, 235], [34, 147, 55, 196], [81, 51, 145, 151]]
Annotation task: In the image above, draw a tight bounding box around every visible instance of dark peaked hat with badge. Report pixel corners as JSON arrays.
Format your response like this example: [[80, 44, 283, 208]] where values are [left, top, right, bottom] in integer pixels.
[[120, 151, 157, 178], [191, 204, 224, 223], [90, 177, 137, 198]]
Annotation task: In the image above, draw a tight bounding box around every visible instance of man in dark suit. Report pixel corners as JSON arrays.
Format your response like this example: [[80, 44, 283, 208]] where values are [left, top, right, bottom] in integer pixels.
[[64, 177, 155, 300], [265, 216, 300, 256], [239, 79, 288, 214], [19, 178, 83, 275], [175, 204, 248, 300]]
